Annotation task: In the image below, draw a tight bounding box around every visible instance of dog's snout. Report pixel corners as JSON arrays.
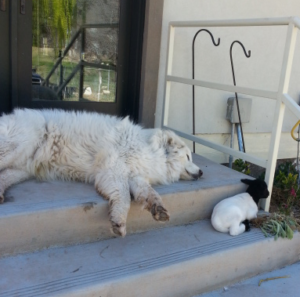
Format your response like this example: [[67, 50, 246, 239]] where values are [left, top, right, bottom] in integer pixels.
[[191, 169, 203, 180]]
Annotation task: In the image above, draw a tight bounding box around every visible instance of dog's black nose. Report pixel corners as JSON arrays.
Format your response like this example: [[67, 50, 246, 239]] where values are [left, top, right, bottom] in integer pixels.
[[199, 170, 203, 177]]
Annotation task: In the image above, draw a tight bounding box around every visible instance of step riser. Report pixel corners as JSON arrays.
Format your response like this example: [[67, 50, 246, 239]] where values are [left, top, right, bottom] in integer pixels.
[[0, 183, 246, 256], [1, 220, 299, 297], [57, 233, 300, 297]]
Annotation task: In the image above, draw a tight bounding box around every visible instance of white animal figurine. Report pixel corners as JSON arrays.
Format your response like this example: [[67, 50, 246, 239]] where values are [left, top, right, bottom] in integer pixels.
[[0, 109, 203, 237], [211, 178, 269, 236]]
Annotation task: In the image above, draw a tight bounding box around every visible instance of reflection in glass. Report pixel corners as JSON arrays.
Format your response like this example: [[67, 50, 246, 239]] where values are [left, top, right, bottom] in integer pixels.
[[83, 67, 116, 102], [32, 0, 119, 102], [61, 71, 81, 101]]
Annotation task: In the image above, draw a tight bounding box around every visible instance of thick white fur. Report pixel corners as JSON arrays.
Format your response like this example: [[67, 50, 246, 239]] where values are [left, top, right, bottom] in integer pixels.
[[0, 109, 201, 236], [211, 193, 258, 236]]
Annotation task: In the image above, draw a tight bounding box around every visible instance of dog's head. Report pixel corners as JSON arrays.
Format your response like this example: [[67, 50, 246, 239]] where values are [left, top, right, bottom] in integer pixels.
[[161, 130, 203, 181]]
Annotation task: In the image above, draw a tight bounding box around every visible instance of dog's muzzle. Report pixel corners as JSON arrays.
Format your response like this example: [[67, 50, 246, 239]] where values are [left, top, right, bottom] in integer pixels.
[[190, 169, 203, 180]]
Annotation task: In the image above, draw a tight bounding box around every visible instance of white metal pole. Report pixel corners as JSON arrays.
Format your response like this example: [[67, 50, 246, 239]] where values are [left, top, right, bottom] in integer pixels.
[[162, 24, 175, 127], [262, 23, 298, 211]]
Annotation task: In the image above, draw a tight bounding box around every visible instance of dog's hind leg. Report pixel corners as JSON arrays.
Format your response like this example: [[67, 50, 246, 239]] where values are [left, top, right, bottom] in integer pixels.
[[0, 168, 32, 203], [95, 169, 131, 237], [129, 176, 170, 222], [0, 138, 17, 171]]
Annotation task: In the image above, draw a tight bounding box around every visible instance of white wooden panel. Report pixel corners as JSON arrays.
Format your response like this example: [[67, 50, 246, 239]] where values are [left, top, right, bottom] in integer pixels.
[[192, 132, 298, 164], [282, 93, 300, 119], [163, 126, 268, 168], [169, 17, 294, 28], [166, 75, 278, 99], [263, 23, 298, 211], [162, 25, 175, 127]]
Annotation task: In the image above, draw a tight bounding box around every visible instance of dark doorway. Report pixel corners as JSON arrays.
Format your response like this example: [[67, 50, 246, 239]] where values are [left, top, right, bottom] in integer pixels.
[[0, 0, 145, 120]]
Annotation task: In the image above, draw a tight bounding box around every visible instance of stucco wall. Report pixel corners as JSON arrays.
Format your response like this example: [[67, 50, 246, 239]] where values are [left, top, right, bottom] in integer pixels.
[[155, 0, 300, 163]]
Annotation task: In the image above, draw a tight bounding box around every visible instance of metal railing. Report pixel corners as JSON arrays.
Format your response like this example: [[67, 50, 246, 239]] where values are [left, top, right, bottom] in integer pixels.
[[43, 23, 118, 100], [161, 16, 300, 211]]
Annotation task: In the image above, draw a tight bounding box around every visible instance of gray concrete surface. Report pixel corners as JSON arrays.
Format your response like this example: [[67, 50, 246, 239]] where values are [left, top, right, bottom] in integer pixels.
[[2, 152, 299, 296], [1, 220, 299, 297], [196, 261, 300, 297], [0, 154, 249, 256]]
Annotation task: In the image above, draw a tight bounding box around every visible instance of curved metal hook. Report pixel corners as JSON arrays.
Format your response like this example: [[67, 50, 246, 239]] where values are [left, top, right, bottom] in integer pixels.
[[229, 40, 251, 154], [193, 29, 221, 50], [192, 29, 220, 152], [230, 40, 251, 86], [192, 29, 220, 79]]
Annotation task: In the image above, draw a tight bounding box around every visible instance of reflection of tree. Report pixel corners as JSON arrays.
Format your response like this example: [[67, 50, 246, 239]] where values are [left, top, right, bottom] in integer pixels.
[[76, 0, 119, 26], [84, 28, 118, 65], [32, 0, 77, 57], [32, 0, 119, 64], [52, 0, 77, 52], [82, 0, 119, 65]]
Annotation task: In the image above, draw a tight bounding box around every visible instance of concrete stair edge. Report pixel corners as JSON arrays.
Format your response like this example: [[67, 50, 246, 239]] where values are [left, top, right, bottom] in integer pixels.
[[0, 220, 299, 297], [0, 181, 246, 257]]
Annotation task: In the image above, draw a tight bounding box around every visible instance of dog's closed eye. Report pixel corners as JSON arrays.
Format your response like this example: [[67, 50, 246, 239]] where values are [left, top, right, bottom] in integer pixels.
[[186, 154, 190, 161]]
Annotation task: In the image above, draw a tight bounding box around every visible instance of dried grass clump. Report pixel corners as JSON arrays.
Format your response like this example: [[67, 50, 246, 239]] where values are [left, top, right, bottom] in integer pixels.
[[251, 213, 300, 240]]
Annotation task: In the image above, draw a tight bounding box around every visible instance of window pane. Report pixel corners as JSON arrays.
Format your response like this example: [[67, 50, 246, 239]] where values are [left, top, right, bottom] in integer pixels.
[[32, 0, 119, 103]]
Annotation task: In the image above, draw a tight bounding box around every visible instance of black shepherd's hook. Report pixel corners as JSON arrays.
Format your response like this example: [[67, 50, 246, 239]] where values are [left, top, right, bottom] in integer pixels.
[[229, 40, 251, 153], [192, 29, 220, 153]]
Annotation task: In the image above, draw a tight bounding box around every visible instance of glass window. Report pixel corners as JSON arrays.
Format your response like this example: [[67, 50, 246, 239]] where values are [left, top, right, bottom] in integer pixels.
[[32, 0, 119, 103]]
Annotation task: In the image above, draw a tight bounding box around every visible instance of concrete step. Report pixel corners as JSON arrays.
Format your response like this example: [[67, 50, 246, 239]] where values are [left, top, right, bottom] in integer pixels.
[[194, 260, 300, 297], [0, 155, 248, 256], [0, 220, 299, 297]]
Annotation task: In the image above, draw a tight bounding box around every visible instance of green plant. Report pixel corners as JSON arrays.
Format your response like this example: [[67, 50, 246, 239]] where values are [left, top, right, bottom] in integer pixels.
[[276, 161, 298, 178], [275, 173, 299, 215], [272, 161, 300, 215], [259, 213, 299, 240], [274, 162, 297, 187], [232, 159, 250, 175]]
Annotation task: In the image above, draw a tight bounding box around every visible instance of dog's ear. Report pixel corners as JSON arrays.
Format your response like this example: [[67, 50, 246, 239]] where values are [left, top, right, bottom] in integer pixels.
[[148, 129, 169, 151], [167, 137, 174, 146], [164, 130, 186, 150], [150, 129, 180, 151], [241, 179, 253, 185], [165, 131, 179, 150]]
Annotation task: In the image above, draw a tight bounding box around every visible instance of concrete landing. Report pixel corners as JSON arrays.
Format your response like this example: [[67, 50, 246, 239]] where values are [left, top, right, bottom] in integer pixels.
[[0, 220, 299, 297], [196, 260, 300, 297], [0, 155, 248, 256]]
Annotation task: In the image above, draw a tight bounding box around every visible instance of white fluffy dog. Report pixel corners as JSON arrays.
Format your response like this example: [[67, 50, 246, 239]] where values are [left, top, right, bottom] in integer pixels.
[[0, 109, 202, 236]]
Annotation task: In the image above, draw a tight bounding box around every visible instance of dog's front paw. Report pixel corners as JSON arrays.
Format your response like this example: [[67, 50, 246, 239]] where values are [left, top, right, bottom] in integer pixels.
[[111, 221, 127, 237], [151, 204, 170, 222]]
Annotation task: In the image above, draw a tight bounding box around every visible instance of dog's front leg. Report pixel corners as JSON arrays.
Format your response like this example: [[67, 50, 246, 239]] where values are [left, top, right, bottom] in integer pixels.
[[129, 176, 170, 222], [0, 168, 32, 203], [95, 170, 131, 237]]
